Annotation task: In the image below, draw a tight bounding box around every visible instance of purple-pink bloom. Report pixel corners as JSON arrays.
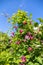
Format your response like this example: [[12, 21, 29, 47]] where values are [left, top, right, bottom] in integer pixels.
[[28, 47, 33, 52], [25, 35, 29, 40], [11, 32, 14, 35], [16, 40, 21, 44], [29, 35, 34, 40], [21, 56, 26, 62], [19, 29, 23, 33]]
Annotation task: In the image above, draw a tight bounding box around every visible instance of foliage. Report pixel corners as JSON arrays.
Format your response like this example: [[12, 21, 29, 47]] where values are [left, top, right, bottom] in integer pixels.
[[0, 10, 43, 65]]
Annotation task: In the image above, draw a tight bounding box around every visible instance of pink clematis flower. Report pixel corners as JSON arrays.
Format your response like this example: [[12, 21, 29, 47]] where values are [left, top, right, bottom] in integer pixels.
[[28, 47, 33, 52], [11, 32, 14, 35], [19, 29, 23, 34], [21, 56, 26, 62], [25, 35, 29, 40], [29, 35, 34, 40], [16, 40, 21, 44], [11, 32, 14, 37], [23, 20, 27, 25]]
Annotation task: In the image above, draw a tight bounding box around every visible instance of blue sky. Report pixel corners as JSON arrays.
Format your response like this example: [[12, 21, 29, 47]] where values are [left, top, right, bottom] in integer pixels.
[[0, 0, 43, 33]]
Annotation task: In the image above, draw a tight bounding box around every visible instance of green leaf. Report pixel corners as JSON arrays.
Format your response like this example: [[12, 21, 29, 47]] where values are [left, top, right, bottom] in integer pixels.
[[37, 18, 43, 23], [34, 22, 38, 27], [35, 56, 42, 64], [34, 63, 39, 65], [28, 62, 34, 65], [26, 55, 30, 58]]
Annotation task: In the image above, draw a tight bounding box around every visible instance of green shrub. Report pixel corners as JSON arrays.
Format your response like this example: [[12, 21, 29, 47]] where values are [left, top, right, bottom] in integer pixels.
[[0, 10, 43, 65]]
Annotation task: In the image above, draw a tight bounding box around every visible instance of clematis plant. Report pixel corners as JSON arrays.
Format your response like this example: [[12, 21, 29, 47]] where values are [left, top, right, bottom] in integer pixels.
[[0, 10, 43, 65]]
